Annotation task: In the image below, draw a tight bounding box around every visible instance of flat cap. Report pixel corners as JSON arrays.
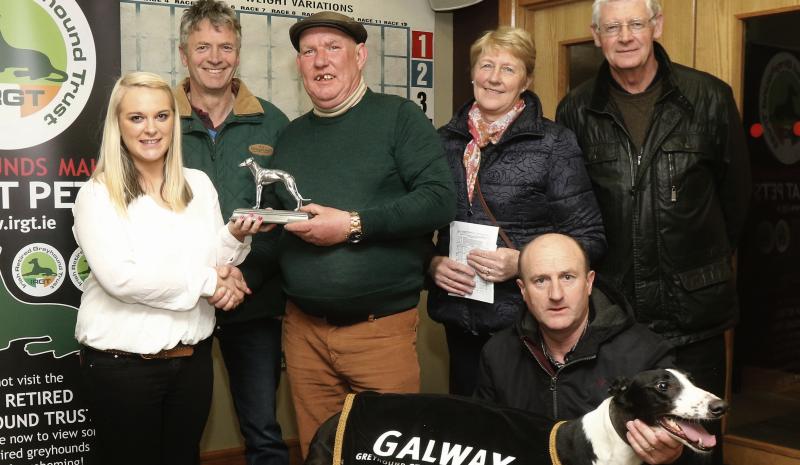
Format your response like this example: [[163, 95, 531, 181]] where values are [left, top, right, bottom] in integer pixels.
[[289, 11, 368, 51]]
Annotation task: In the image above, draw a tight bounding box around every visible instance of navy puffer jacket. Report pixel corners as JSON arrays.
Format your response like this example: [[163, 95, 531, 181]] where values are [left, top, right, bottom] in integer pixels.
[[427, 91, 606, 334]]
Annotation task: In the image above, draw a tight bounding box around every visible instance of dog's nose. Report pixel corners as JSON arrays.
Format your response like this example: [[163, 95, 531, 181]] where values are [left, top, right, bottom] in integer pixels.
[[708, 399, 728, 417]]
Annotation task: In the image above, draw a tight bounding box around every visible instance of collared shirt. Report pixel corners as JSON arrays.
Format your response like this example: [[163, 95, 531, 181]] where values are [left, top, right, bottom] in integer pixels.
[[184, 80, 241, 138]]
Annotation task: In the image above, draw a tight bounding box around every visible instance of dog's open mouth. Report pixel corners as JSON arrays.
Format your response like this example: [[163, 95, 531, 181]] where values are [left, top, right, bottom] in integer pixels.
[[657, 416, 716, 452]]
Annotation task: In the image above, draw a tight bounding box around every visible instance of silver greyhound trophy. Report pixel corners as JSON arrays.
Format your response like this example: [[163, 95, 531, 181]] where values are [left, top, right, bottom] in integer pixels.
[[230, 157, 312, 224]]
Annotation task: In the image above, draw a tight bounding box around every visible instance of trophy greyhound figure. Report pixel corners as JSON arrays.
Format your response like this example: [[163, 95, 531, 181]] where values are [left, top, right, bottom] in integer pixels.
[[239, 157, 310, 211]]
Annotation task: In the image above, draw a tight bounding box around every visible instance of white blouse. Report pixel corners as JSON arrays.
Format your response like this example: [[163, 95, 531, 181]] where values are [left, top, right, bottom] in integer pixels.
[[72, 168, 251, 354]]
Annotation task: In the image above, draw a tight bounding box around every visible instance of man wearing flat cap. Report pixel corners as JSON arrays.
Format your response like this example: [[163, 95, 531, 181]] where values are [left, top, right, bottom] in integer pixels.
[[270, 11, 456, 457]]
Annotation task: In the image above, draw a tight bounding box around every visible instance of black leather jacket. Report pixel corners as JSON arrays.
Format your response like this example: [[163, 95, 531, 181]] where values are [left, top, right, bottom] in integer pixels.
[[428, 91, 606, 334], [556, 44, 751, 345], [474, 278, 675, 420]]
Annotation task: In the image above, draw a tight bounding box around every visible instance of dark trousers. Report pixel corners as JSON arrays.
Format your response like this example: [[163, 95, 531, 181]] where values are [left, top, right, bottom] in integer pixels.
[[673, 333, 727, 465], [444, 324, 493, 396], [80, 338, 213, 465], [216, 318, 288, 465]]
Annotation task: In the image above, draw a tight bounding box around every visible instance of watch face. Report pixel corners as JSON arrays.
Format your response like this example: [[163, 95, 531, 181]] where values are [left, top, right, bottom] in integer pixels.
[[348, 232, 363, 244]]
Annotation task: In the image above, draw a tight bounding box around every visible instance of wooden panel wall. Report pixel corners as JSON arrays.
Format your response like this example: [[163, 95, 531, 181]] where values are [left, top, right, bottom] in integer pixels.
[[530, 1, 591, 118], [658, 0, 696, 67], [695, 0, 800, 107]]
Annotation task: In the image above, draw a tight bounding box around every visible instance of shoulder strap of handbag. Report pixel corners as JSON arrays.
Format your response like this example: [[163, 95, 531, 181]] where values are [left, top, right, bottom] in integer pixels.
[[475, 181, 516, 250]]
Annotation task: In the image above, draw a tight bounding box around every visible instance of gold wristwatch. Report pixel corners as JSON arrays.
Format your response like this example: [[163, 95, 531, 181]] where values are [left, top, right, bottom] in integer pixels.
[[347, 211, 363, 244]]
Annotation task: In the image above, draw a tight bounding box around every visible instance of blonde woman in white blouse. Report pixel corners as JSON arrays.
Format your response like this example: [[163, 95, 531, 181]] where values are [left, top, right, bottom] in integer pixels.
[[72, 72, 262, 465]]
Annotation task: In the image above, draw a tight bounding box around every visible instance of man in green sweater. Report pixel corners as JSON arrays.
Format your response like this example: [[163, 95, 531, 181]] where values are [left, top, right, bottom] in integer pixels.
[[175, 2, 290, 464], [272, 11, 456, 457]]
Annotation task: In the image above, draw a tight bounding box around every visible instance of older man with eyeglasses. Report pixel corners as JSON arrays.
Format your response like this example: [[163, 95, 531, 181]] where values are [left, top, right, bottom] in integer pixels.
[[557, 1, 751, 464]]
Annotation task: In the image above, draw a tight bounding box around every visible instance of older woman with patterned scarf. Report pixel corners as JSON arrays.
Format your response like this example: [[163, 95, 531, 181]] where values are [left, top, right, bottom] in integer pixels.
[[427, 27, 606, 396]]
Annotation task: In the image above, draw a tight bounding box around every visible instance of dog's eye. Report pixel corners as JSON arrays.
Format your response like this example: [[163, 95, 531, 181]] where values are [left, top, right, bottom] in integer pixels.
[[657, 381, 668, 392]]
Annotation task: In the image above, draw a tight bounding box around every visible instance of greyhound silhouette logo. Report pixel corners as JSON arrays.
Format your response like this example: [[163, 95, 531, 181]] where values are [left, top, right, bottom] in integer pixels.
[[760, 52, 800, 165], [68, 247, 90, 290], [0, 246, 78, 357], [0, 30, 67, 83], [0, 0, 96, 150], [12, 243, 66, 297]]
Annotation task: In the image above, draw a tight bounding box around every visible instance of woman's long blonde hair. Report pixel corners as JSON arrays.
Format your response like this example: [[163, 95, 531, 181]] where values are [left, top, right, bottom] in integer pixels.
[[93, 71, 192, 214]]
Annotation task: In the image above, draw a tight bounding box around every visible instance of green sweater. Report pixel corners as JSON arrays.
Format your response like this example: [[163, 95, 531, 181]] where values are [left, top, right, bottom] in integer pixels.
[[177, 79, 289, 323], [272, 90, 456, 317]]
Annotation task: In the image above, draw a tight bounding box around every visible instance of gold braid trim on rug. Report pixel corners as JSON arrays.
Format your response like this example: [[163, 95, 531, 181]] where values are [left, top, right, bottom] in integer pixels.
[[333, 393, 356, 465], [549, 420, 567, 465]]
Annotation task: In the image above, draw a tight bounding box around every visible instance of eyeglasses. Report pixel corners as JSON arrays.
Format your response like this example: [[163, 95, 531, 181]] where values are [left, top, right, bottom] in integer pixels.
[[595, 14, 657, 36]]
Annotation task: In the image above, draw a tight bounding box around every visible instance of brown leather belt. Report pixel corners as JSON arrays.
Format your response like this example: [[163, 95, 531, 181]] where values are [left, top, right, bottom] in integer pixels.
[[91, 343, 195, 360]]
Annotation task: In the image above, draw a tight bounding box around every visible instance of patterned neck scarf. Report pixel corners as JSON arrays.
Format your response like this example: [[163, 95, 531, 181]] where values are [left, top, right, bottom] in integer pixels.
[[464, 99, 525, 202]]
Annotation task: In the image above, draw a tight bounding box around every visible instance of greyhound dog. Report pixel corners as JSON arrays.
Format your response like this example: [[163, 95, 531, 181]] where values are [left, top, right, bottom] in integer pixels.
[[306, 369, 728, 465], [239, 157, 310, 211], [0, 29, 68, 82]]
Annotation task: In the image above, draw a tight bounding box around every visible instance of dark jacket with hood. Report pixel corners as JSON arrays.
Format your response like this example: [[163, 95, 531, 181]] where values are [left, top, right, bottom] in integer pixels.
[[428, 91, 606, 334], [556, 43, 751, 346], [474, 278, 675, 420]]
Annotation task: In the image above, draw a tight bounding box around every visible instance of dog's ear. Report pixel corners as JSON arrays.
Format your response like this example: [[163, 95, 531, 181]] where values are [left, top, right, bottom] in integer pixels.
[[609, 376, 630, 397], [609, 376, 636, 411]]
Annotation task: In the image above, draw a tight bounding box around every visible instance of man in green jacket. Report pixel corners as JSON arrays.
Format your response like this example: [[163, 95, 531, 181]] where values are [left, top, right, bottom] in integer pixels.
[[271, 11, 456, 458], [176, 2, 290, 465]]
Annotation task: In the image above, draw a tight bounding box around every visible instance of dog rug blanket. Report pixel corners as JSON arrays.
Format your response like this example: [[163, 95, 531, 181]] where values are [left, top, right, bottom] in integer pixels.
[[330, 392, 566, 465]]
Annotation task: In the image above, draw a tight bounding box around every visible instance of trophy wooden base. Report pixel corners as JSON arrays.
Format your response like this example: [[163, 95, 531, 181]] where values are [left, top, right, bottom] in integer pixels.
[[230, 208, 311, 224]]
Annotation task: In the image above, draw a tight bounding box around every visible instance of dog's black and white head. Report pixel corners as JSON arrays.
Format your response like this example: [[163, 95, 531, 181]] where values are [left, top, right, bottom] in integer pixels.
[[609, 368, 728, 453]]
